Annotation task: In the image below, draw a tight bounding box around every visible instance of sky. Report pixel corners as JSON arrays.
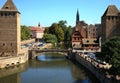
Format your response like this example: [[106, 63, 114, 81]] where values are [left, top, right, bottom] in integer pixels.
[[0, 0, 120, 27]]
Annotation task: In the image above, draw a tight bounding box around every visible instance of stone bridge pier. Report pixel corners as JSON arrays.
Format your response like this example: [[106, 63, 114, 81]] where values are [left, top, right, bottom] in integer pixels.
[[29, 50, 37, 59]]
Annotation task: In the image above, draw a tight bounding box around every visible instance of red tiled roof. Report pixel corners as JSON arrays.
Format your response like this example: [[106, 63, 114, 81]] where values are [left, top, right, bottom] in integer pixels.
[[30, 26, 44, 33]]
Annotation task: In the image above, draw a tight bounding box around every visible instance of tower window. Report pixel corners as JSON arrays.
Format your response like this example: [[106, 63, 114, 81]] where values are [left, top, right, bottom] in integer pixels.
[[0, 13, 3, 16], [112, 16, 114, 20], [12, 13, 15, 16], [11, 43, 12, 46], [8, 13, 11, 16], [5, 7, 9, 9], [115, 16, 118, 20], [12, 50, 14, 53], [108, 16, 110, 20], [5, 13, 7, 16], [3, 43, 5, 46]]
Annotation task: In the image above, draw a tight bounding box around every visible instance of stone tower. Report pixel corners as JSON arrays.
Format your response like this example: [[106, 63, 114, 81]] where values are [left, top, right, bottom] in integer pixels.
[[101, 5, 120, 41], [0, 0, 21, 56]]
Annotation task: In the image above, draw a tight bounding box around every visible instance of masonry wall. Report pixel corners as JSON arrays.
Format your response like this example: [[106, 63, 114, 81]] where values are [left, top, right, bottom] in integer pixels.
[[0, 48, 28, 68], [0, 12, 21, 56], [102, 16, 120, 40], [75, 54, 120, 83]]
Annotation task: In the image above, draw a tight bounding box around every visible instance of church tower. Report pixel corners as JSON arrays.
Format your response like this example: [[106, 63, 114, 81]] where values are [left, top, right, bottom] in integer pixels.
[[0, 0, 21, 56], [76, 9, 80, 25]]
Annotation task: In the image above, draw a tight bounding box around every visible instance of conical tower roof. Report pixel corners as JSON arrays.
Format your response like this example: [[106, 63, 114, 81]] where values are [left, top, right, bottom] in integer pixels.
[[0, 0, 19, 13], [103, 5, 119, 16]]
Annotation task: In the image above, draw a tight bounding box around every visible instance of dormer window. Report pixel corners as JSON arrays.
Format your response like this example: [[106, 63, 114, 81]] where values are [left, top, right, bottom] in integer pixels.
[[5, 7, 9, 9]]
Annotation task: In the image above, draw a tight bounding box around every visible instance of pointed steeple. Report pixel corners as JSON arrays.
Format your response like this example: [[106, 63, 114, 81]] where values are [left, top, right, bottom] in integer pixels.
[[76, 9, 80, 25], [38, 22, 40, 27], [0, 0, 19, 13]]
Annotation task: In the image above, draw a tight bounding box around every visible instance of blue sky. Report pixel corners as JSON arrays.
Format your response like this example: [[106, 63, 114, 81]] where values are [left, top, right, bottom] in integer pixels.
[[0, 0, 120, 27]]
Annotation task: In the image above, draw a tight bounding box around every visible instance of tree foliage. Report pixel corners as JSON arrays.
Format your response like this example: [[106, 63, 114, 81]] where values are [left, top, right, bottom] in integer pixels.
[[97, 37, 120, 74], [43, 34, 57, 44], [49, 23, 64, 42], [21, 25, 31, 40], [44, 27, 49, 34], [43, 20, 72, 48]]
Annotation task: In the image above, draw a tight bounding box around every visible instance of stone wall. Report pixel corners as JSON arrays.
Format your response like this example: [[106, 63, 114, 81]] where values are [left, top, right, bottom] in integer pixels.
[[75, 54, 120, 83], [0, 61, 28, 78], [0, 48, 28, 68]]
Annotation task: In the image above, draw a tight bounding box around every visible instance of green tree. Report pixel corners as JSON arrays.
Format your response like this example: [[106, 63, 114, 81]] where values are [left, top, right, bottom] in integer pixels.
[[44, 27, 49, 34], [97, 37, 120, 74], [58, 20, 67, 33], [21, 25, 31, 40], [43, 34, 57, 44], [49, 23, 64, 42], [63, 26, 72, 48]]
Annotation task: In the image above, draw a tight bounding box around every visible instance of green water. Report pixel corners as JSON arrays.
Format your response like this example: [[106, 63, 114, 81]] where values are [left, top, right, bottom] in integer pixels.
[[0, 53, 100, 83]]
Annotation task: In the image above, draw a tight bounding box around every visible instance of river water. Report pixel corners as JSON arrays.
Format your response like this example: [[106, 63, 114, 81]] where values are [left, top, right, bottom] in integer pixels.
[[0, 53, 100, 83]]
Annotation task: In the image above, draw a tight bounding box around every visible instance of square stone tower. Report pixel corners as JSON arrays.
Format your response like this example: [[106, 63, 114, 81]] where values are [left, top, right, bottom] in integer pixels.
[[0, 0, 21, 56], [101, 5, 120, 41]]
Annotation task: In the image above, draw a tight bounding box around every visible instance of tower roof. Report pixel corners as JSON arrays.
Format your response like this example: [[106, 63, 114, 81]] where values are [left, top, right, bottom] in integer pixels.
[[103, 5, 120, 16], [76, 9, 80, 24], [0, 0, 19, 13]]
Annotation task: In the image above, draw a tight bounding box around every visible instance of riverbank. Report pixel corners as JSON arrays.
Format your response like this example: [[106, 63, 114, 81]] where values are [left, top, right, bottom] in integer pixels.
[[0, 48, 28, 68], [73, 53, 120, 83]]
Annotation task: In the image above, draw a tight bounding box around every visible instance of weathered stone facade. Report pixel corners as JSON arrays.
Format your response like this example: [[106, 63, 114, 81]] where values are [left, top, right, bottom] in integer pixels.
[[101, 5, 120, 41], [0, 0, 28, 68], [0, 0, 21, 56]]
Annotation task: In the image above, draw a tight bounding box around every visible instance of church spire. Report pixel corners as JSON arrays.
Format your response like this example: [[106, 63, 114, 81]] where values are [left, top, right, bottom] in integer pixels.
[[0, 0, 19, 13], [76, 9, 80, 25], [38, 22, 40, 27]]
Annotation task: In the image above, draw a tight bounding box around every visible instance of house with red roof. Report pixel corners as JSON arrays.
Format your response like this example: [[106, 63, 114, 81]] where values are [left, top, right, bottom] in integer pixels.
[[30, 23, 44, 41]]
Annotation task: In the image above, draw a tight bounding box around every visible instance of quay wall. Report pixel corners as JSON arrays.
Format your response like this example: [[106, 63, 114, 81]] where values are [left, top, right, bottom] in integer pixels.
[[0, 48, 28, 68], [0, 61, 28, 78], [74, 54, 120, 83]]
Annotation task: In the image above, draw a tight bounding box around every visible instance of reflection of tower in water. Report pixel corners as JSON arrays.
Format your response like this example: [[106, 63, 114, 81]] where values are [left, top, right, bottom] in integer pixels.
[[0, 74, 20, 83], [0, 62, 28, 83]]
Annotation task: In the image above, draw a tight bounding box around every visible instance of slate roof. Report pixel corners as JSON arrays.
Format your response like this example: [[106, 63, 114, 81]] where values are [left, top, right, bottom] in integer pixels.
[[0, 0, 19, 13], [103, 5, 120, 16]]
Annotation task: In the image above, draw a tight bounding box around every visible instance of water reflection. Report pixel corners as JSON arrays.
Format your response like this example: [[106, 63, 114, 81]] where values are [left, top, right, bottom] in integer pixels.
[[0, 62, 28, 83], [0, 53, 100, 83], [37, 53, 66, 61]]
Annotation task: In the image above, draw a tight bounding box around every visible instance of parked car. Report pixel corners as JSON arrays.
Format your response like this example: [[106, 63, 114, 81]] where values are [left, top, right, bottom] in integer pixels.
[[38, 44, 43, 47]]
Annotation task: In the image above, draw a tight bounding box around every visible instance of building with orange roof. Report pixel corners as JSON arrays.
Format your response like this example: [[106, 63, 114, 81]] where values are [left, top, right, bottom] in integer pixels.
[[30, 23, 44, 41], [72, 10, 101, 52]]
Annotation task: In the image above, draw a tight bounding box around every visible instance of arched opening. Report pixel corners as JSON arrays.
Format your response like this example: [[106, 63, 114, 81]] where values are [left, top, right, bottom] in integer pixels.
[[36, 53, 66, 62]]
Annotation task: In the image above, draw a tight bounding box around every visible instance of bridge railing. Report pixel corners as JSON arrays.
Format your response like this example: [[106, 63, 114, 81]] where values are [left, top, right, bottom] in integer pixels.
[[32, 49, 69, 52]]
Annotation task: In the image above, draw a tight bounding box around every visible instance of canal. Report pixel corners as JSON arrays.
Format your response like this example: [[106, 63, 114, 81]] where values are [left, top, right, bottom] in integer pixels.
[[0, 53, 100, 83]]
